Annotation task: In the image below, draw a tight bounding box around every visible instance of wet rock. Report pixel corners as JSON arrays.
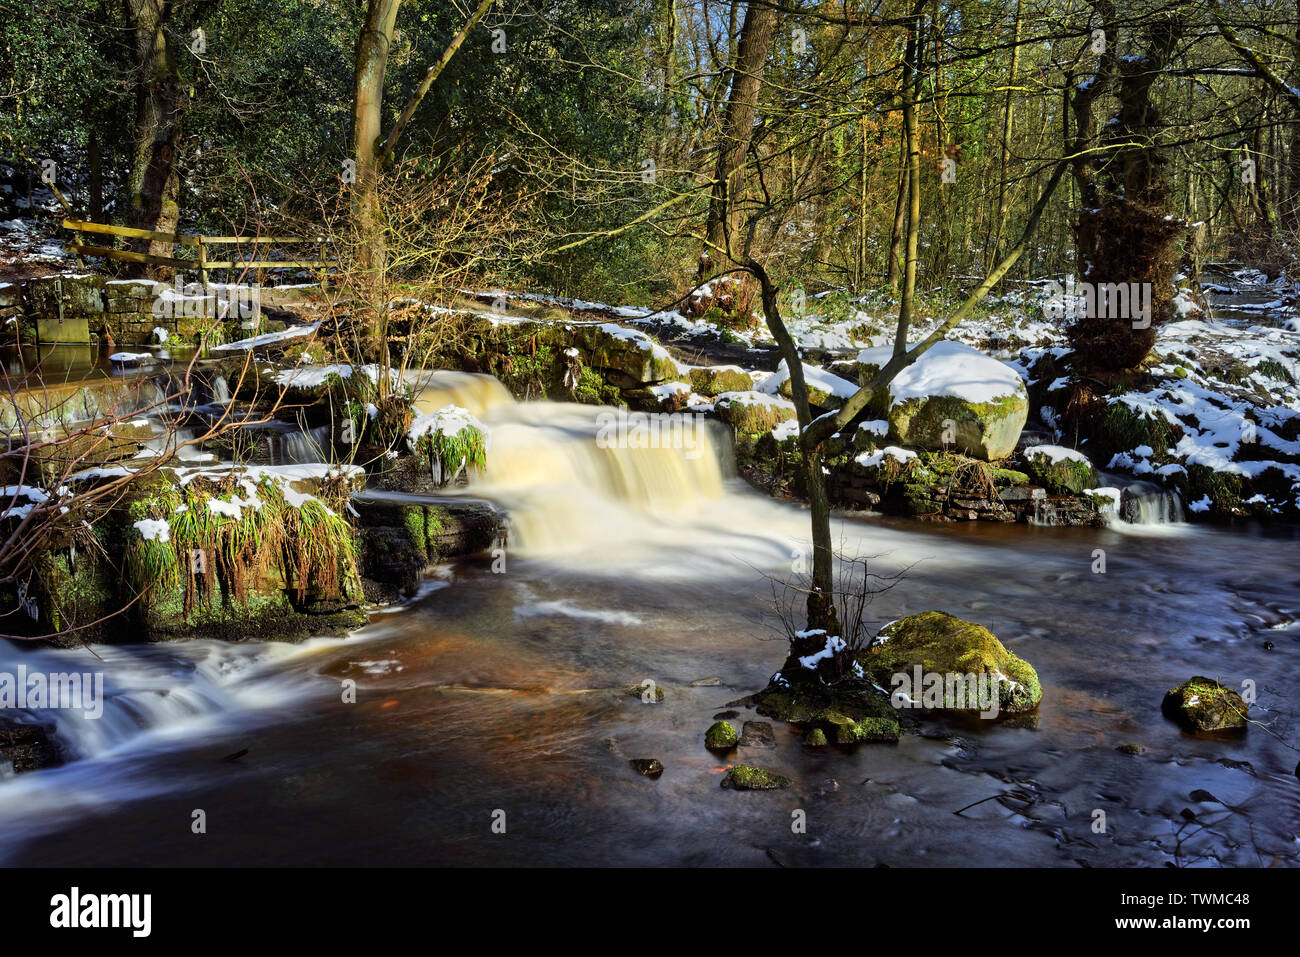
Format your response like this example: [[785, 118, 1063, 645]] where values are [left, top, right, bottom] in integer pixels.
[[705, 720, 738, 751], [720, 765, 791, 790], [629, 758, 664, 779], [625, 682, 665, 702], [805, 728, 828, 747], [0, 720, 63, 773], [712, 710, 740, 720], [1161, 676, 1248, 732], [738, 720, 776, 748], [690, 676, 722, 687], [1116, 743, 1148, 756], [861, 610, 1042, 714]]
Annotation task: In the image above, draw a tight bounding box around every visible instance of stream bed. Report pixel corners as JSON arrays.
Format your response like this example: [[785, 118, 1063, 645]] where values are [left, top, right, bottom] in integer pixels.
[[1, 386, 1297, 867]]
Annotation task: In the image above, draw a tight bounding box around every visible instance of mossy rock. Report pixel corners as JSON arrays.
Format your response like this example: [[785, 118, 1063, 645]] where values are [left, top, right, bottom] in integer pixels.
[[1161, 676, 1248, 732], [857, 342, 1028, 460], [890, 392, 1027, 462], [1021, 445, 1098, 494], [689, 366, 752, 397], [713, 391, 796, 434], [805, 728, 828, 747], [629, 758, 664, 779], [705, 720, 738, 751], [862, 611, 1042, 714], [720, 765, 791, 790]]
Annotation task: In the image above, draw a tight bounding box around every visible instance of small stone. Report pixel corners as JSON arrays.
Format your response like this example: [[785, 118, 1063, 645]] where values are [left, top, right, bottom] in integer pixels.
[[720, 765, 791, 790], [738, 720, 776, 748], [629, 758, 664, 779], [690, 676, 722, 687], [625, 682, 664, 702], [712, 710, 740, 720], [1116, 743, 1147, 756], [705, 720, 738, 751], [1161, 676, 1248, 732]]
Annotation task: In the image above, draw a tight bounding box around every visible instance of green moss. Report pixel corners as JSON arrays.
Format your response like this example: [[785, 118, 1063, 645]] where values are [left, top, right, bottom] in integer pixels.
[[863, 610, 1042, 714], [573, 365, 621, 405], [805, 728, 828, 747], [688, 367, 752, 397], [1161, 676, 1248, 732], [720, 765, 791, 790], [705, 720, 738, 751], [403, 506, 427, 559], [1022, 448, 1098, 494]]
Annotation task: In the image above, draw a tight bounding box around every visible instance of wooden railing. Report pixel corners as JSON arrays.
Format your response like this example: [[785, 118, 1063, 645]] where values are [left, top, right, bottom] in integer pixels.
[[61, 219, 332, 284]]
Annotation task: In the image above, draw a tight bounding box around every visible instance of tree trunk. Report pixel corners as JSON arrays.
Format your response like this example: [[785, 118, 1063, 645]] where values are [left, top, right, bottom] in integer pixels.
[[702, 0, 778, 262], [125, 0, 185, 278], [352, 0, 402, 366], [894, 7, 923, 357]]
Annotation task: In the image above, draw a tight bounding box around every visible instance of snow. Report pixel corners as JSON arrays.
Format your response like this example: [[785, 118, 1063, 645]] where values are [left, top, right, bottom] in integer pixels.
[[858, 419, 889, 436], [133, 518, 170, 542], [856, 340, 1026, 407], [407, 404, 486, 451], [1024, 444, 1090, 465], [758, 359, 859, 400], [797, 631, 846, 670], [211, 323, 319, 353], [855, 446, 917, 469]]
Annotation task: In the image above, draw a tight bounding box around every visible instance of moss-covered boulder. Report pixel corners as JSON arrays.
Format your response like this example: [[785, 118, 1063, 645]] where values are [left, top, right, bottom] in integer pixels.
[[720, 765, 791, 790], [857, 341, 1028, 460], [713, 391, 796, 433], [688, 366, 753, 397], [705, 720, 738, 751], [1161, 676, 1248, 732], [861, 611, 1042, 714], [804, 728, 828, 747], [1022, 445, 1098, 494]]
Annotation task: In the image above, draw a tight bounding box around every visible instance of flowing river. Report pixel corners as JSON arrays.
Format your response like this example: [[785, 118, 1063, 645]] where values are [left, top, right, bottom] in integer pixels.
[[1, 372, 1297, 867]]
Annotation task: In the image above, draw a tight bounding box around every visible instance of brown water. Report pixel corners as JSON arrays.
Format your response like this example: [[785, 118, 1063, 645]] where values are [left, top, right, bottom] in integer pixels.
[[1, 378, 1297, 867]]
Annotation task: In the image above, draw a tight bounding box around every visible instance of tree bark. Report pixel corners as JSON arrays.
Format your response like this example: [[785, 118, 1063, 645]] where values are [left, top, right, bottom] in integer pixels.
[[703, 0, 778, 262], [125, 0, 185, 277]]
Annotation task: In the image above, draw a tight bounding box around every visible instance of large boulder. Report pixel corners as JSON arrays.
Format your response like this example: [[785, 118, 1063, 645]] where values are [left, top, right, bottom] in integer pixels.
[[856, 340, 1028, 460], [861, 610, 1042, 714]]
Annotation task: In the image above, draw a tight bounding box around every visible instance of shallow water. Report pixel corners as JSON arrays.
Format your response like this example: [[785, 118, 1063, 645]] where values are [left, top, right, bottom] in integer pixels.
[[1, 385, 1297, 867]]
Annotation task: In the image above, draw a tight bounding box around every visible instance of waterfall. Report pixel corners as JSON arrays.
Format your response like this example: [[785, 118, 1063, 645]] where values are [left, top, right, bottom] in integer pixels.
[[1119, 480, 1185, 525], [281, 425, 332, 465]]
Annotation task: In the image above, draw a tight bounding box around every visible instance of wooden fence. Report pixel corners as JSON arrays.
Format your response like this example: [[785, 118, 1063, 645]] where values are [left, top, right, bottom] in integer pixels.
[[61, 219, 332, 284]]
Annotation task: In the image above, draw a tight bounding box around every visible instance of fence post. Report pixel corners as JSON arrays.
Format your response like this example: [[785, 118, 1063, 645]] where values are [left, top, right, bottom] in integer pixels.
[[197, 236, 208, 288]]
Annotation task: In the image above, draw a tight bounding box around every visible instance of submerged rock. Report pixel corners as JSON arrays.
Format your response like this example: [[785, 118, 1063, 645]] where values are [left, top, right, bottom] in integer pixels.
[[0, 720, 62, 774], [705, 720, 739, 751], [862, 610, 1042, 714], [1161, 677, 1248, 732], [629, 758, 664, 779], [738, 720, 777, 748], [720, 765, 791, 790]]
